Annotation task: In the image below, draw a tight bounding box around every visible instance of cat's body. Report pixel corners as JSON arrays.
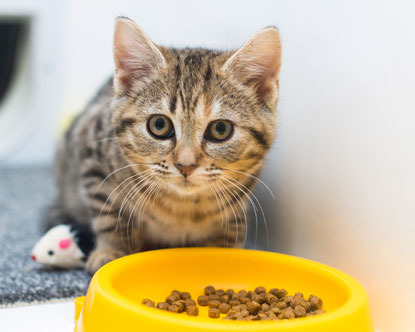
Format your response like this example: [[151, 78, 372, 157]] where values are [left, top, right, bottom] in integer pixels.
[[46, 18, 281, 274]]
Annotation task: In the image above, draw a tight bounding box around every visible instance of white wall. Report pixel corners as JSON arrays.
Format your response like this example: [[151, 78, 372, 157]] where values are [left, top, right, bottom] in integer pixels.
[[2, 1, 415, 331]]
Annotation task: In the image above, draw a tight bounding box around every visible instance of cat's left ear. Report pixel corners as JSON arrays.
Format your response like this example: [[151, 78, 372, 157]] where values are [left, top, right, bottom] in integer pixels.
[[222, 27, 282, 105], [113, 17, 166, 95]]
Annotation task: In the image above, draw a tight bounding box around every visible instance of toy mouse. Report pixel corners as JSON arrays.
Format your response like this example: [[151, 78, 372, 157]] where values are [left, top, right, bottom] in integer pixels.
[[31, 224, 94, 269]]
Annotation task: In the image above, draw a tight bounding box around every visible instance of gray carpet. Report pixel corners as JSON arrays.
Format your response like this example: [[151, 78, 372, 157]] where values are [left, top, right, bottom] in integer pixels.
[[0, 168, 90, 307]]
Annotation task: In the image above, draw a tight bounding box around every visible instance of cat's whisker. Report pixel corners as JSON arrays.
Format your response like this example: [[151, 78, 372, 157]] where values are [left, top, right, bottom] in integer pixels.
[[95, 163, 154, 194], [221, 174, 270, 251], [221, 167, 275, 199], [118, 172, 154, 221], [117, 173, 154, 240], [219, 175, 260, 249], [215, 181, 241, 248], [210, 182, 230, 247], [80, 137, 118, 151], [215, 182, 233, 247], [217, 179, 249, 248], [126, 176, 160, 250], [137, 178, 162, 230], [131, 177, 163, 248], [216, 183, 234, 247], [142, 179, 164, 232], [207, 182, 226, 236], [123, 175, 156, 251], [112, 171, 155, 235], [98, 169, 153, 221]]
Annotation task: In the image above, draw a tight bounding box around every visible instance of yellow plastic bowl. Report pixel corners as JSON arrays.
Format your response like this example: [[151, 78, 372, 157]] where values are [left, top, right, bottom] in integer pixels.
[[74, 248, 373, 332]]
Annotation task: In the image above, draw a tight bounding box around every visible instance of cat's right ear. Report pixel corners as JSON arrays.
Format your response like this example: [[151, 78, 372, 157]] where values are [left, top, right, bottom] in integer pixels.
[[113, 17, 166, 95]]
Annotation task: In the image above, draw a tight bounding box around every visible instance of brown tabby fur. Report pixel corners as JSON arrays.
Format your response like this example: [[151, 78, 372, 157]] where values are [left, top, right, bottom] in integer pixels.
[[46, 18, 281, 274]]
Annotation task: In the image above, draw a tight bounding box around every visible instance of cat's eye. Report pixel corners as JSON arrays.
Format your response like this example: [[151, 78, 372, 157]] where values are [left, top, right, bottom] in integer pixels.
[[147, 115, 174, 139], [204, 120, 234, 142]]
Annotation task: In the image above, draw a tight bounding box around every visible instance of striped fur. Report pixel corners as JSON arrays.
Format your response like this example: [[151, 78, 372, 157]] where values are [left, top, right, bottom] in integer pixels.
[[46, 18, 282, 274]]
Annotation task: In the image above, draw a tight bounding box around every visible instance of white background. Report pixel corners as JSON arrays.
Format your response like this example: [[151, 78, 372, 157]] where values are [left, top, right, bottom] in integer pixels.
[[1, 1, 414, 331]]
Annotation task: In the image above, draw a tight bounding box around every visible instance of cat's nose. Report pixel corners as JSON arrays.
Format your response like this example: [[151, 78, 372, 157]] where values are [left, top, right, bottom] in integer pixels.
[[175, 163, 198, 178]]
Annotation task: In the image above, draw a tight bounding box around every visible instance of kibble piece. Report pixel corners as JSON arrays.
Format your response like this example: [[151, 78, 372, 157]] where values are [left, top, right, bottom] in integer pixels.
[[197, 295, 209, 306], [216, 289, 225, 296], [282, 296, 294, 305], [208, 300, 221, 309], [258, 312, 269, 320], [186, 305, 199, 316], [276, 301, 288, 310], [171, 290, 181, 298], [232, 304, 243, 312], [209, 293, 221, 301], [262, 303, 270, 312], [168, 304, 180, 313], [185, 298, 196, 306], [156, 302, 169, 310], [303, 301, 311, 312], [252, 294, 265, 304], [225, 311, 237, 320], [141, 299, 155, 307], [290, 296, 304, 308], [240, 304, 248, 311], [229, 299, 240, 307], [270, 306, 281, 315], [166, 295, 179, 304], [234, 312, 246, 320], [282, 307, 295, 319], [225, 289, 235, 297], [247, 301, 261, 315], [180, 292, 191, 300], [240, 310, 249, 318], [294, 292, 304, 298], [269, 288, 279, 296], [173, 301, 185, 313], [294, 305, 307, 317], [240, 296, 250, 304], [208, 308, 221, 318], [275, 289, 288, 298], [220, 295, 230, 303], [265, 293, 278, 305], [245, 315, 258, 321], [218, 303, 231, 314], [309, 295, 323, 310], [231, 293, 241, 300], [255, 286, 266, 294], [247, 291, 256, 299], [307, 309, 325, 316], [205, 285, 216, 295], [268, 312, 278, 320]]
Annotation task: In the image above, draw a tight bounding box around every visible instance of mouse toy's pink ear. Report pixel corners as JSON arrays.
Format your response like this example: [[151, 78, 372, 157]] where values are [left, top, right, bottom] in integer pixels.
[[59, 238, 72, 249]]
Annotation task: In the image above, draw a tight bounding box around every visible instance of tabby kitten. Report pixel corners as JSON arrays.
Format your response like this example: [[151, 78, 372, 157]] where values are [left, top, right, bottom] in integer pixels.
[[46, 17, 282, 274]]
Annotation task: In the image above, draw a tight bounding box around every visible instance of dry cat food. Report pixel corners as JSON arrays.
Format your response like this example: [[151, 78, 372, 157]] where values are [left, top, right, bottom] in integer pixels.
[[142, 285, 325, 321], [142, 290, 199, 316]]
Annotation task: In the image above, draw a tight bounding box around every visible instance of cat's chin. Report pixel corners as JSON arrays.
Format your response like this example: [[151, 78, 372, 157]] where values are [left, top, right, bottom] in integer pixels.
[[166, 178, 207, 196]]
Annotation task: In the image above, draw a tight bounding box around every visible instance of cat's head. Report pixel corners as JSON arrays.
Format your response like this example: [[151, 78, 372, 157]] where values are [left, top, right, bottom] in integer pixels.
[[111, 18, 281, 195]]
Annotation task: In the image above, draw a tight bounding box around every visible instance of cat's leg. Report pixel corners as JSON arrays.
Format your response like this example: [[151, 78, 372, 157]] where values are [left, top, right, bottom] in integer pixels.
[[85, 214, 143, 274]]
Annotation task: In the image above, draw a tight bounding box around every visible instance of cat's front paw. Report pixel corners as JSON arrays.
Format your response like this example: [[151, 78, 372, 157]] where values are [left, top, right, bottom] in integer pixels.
[[85, 248, 125, 275]]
